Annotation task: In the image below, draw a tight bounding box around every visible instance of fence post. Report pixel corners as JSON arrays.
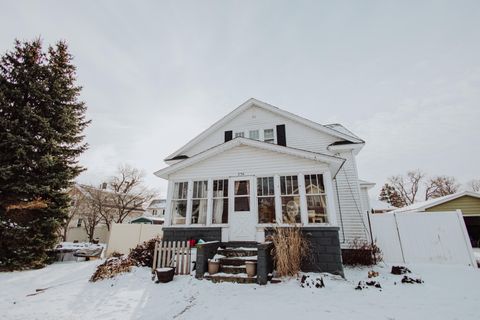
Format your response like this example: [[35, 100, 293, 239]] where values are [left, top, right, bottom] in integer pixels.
[[152, 240, 159, 272], [393, 213, 406, 263]]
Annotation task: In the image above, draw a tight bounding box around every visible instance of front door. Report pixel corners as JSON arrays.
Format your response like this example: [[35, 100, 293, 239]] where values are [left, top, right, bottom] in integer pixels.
[[229, 177, 257, 241]]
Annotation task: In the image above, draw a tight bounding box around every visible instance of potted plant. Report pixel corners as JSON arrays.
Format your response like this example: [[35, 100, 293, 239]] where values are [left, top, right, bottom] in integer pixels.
[[246, 261, 257, 277], [208, 259, 220, 274], [155, 267, 175, 283]]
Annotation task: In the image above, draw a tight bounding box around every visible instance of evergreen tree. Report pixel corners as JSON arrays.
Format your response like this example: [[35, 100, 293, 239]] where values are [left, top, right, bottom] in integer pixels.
[[0, 39, 90, 270]]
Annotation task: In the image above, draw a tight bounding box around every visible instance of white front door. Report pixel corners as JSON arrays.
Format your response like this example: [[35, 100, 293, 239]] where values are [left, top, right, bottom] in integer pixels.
[[229, 177, 257, 241]]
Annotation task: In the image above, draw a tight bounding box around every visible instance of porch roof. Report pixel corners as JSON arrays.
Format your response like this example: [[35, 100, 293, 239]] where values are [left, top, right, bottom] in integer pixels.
[[154, 137, 346, 179]]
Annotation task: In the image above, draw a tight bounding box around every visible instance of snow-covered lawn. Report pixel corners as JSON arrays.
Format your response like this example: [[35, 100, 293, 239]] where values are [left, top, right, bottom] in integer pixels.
[[1, 261, 479, 320]]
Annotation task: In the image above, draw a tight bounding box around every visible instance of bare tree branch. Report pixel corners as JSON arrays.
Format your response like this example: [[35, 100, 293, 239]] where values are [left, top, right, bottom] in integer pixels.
[[425, 176, 459, 200], [388, 170, 426, 206], [466, 179, 480, 192], [108, 164, 154, 224]]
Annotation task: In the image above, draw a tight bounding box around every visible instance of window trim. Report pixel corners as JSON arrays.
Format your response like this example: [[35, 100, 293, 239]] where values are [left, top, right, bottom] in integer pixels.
[[171, 181, 188, 225], [212, 178, 229, 225], [234, 131, 245, 138], [263, 128, 275, 143], [304, 174, 328, 224], [191, 180, 208, 225], [256, 176, 276, 224]]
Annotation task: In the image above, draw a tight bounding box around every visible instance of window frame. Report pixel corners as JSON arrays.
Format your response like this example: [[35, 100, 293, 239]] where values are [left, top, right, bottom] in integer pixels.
[[249, 129, 260, 140], [171, 181, 188, 225], [279, 175, 301, 223], [234, 131, 245, 138], [304, 174, 328, 224], [263, 128, 275, 143], [257, 176, 276, 224], [212, 179, 229, 225], [191, 180, 208, 225]]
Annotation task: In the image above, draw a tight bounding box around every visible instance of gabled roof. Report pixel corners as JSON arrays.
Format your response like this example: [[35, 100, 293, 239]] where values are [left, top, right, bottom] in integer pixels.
[[155, 137, 346, 179], [165, 98, 363, 161], [391, 191, 480, 213]]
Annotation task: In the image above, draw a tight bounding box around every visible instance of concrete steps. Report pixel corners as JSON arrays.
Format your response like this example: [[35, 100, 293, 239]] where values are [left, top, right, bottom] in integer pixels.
[[206, 245, 258, 283]]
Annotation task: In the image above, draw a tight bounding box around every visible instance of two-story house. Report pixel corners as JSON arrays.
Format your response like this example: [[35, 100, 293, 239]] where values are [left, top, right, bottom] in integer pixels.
[[154, 98, 373, 274]]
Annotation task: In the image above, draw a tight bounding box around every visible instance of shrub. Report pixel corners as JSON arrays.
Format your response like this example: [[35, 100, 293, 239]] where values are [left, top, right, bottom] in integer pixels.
[[342, 239, 382, 266], [271, 226, 310, 277]]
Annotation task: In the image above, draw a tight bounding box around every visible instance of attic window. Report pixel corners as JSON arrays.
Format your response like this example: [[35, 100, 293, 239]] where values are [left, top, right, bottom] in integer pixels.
[[264, 129, 274, 143], [249, 130, 259, 140], [235, 132, 244, 138]]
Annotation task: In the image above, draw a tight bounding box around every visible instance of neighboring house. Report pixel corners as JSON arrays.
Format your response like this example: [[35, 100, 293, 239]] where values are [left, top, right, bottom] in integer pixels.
[[391, 191, 480, 247], [145, 199, 167, 217], [154, 98, 373, 274], [370, 198, 397, 213], [130, 216, 164, 225], [65, 184, 145, 243]]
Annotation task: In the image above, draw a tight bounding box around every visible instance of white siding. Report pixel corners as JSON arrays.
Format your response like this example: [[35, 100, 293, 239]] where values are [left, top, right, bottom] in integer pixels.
[[359, 186, 372, 214], [168, 145, 330, 180], [332, 151, 370, 246], [185, 106, 340, 157]]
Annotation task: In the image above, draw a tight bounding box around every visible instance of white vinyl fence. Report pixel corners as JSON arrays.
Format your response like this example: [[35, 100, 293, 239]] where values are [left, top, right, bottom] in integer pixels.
[[105, 223, 163, 256], [370, 210, 476, 267]]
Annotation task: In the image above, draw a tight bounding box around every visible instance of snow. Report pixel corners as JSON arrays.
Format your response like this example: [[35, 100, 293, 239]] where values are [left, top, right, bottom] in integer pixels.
[[473, 248, 480, 266], [56, 242, 105, 251], [1, 261, 479, 320]]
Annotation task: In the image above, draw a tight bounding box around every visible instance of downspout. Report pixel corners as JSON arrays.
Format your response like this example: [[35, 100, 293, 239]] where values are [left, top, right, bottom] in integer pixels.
[[334, 178, 346, 243]]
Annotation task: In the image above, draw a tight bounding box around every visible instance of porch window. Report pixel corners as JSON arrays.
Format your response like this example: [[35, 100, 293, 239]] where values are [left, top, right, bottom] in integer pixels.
[[171, 182, 188, 225], [234, 180, 250, 211], [249, 130, 259, 140], [264, 129, 274, 143], [213, 179, 228, 224], [280, 175, 301, 223], [257, 177, 275, 223], [192, 180, 208, 224], [305, 174, 328, 223]]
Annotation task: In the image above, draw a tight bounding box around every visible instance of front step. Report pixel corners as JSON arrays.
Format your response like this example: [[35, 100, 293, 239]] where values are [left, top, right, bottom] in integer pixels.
[[204, 273, 257, 284], [219, 264, 246, 274], [217, 247, 258, 258], [218, 256, 257, 266]]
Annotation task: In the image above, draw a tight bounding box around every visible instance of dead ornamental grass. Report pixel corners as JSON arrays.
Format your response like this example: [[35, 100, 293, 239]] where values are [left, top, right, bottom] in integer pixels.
[[271, 226, 310, 277]]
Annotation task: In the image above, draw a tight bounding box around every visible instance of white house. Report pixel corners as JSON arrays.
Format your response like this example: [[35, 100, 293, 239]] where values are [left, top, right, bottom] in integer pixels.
[[154, 98, 372, 253]]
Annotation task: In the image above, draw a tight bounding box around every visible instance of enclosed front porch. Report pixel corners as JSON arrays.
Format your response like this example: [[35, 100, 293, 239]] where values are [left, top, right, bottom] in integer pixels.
[[164, 171, 339, 243]]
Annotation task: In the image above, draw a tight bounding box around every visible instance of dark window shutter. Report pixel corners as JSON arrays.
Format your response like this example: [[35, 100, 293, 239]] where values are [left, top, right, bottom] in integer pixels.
[[276, 124, 286, 146], [224, 130, 233, 142]]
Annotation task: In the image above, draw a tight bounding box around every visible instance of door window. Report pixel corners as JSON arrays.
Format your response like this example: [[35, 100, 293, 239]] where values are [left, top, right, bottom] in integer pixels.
[[234, 180, 250, 211]]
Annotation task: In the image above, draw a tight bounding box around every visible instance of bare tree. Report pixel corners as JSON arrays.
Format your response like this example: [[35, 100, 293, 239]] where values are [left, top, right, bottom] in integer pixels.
[[467, 179, 480, 192], [108, 165, 154, 224], [83, 186, 116, 231], [425, 176, 459, 200], [80, 197, 104, 242], [387, 170, 426, 206]]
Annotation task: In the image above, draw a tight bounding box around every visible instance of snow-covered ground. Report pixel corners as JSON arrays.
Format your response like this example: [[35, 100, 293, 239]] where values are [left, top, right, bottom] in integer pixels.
[[1, 261, 479, 320]]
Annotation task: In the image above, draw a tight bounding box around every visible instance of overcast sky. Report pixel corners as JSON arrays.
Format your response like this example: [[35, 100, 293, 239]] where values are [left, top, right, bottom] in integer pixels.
[[2, 1, 479, 199]]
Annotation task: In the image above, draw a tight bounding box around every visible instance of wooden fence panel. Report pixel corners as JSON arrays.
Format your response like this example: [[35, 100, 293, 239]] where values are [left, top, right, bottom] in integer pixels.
[[153, 240, 191, 275]]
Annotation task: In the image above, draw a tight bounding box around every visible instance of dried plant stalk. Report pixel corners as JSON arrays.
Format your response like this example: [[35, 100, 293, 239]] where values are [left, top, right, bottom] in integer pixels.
[[271, 226, 310, 277]]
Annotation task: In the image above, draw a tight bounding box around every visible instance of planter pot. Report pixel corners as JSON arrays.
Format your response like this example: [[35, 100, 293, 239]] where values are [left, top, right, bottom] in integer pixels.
[[208, 260, 220, 274], [246, 261, 257, 277], [155, 267, 175, 283]]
